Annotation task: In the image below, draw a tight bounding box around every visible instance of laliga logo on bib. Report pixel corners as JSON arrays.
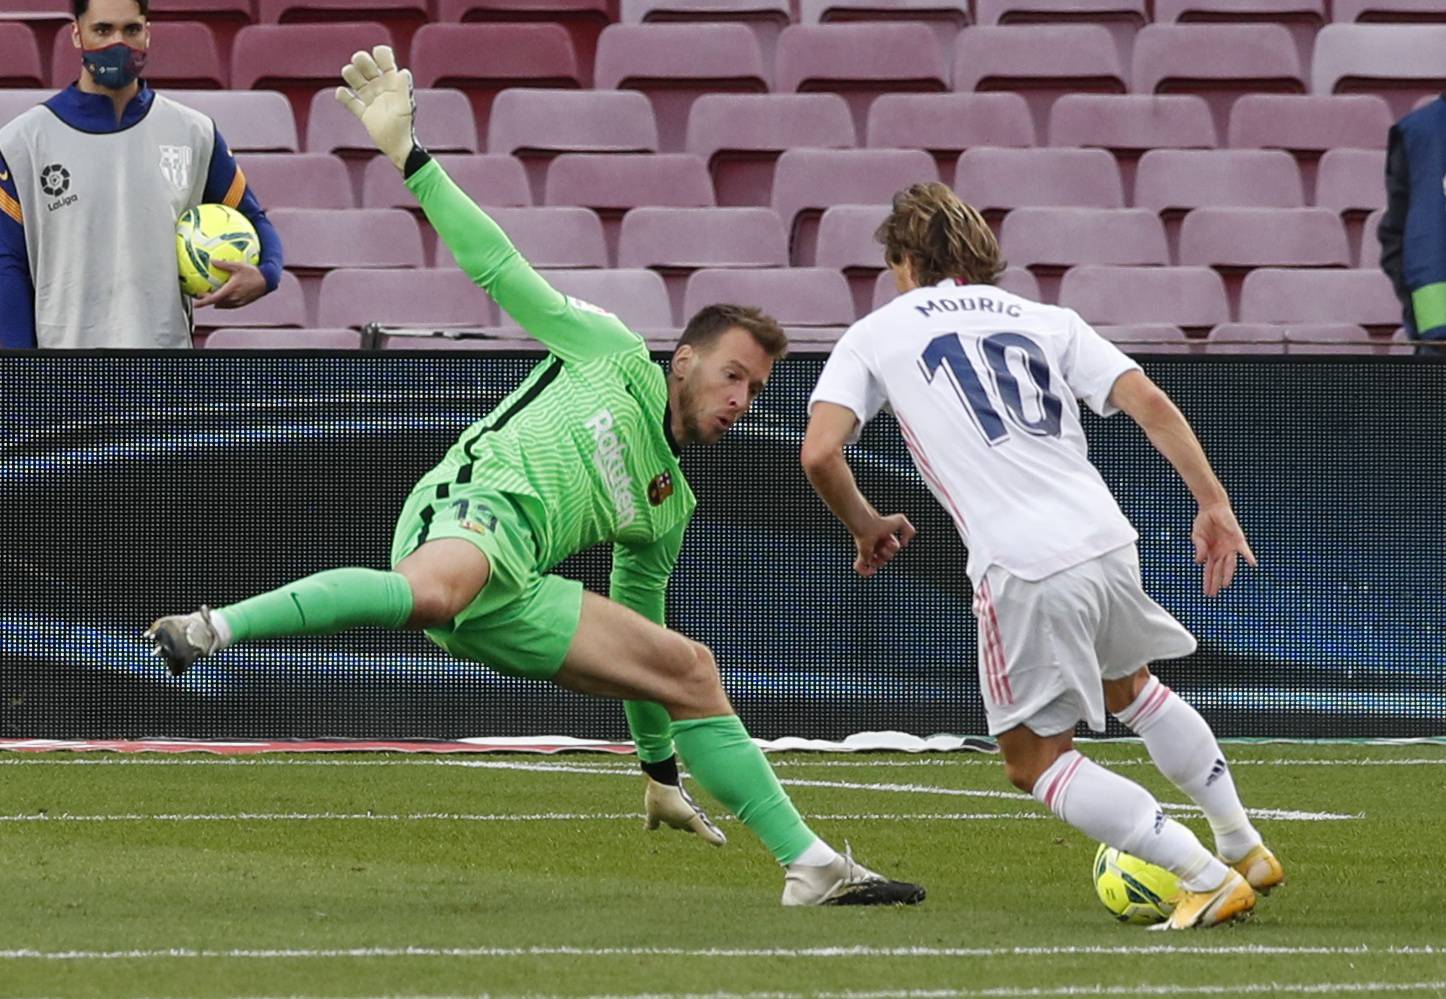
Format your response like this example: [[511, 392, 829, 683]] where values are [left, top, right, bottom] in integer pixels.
[[158, 145, 192, 191]]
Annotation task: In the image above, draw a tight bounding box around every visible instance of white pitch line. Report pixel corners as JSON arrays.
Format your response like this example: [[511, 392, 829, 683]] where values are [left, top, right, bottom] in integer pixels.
[[4, 756, 1443, 768], [0, 811, 1052, 824], [4, 944, 1442, 962], [578, 985, 1446, 999]]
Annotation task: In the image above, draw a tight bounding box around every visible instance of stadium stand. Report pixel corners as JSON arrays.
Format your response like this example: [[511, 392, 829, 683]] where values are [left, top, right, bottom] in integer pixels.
[[1096, 324, 1195, 353], [1239, 268, 1404, 333], [816, 205, 892, 316], [1311, 24, 1446, 118], [1359, 208, 1386, 270], [952, 25, 1126, 135], [1315, 148, 1388, 266], [318, 267, 496, 330], [952, 147, 1124, 227], [867, 92, 1035, 178], [1226, 93, 1393, 199], [0, 23, 44, 90], [50, 20, 225, 90], [203, 327, 365, 349], [999, 208, 1169, 302], [799, 0, 969, 57], [620, 0, 792, 66], [235, 153, 354, 210], [499, 268, 675, 332], [193, 272, 308, 333], [1134, 149, 1304, 258], [1046, 94, 1215, 200], [872, 266, 1042, 311], [436, 207, 608, 271], [268, 207, 425, 319], [973, 0, 1145, 72], [166, 90, 300, 152], [543, 153, 715, 262], [256, 0, 431, 68], [1204, 323, 1287, 353], [1152, 0, 1324, 69], [232, 22, 394, 136], [1332, 0, 1446, 21], [438, 0, 611, 88], [1058, 265, 1230, 335], [684, 268, 856, 332]]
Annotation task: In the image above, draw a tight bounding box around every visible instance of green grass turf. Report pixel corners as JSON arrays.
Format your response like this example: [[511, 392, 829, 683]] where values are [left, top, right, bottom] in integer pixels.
[[2, 742, 1445, 998]]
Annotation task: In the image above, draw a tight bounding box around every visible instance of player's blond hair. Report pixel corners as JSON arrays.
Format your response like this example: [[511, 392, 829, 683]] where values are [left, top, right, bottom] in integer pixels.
[[875, 182, 1004, 287]]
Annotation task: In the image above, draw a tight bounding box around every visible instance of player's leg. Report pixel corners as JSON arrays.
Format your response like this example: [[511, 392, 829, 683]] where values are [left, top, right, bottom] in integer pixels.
[[1105, 669, 1282, 891], [554, 591, 925, 906]]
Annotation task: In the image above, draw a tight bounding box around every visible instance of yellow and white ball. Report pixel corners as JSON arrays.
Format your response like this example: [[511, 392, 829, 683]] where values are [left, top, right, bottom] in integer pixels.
[[176, 203, 260, 297]]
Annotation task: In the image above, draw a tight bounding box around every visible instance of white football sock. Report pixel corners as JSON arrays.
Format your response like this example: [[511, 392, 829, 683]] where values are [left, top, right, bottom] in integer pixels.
[[1033, 750, 1229, 892], [1115, 676, 1262, 863], [789, 838, 842, 867]]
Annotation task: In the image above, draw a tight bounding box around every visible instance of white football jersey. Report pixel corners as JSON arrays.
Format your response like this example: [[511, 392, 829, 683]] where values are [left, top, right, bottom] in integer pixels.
[[809, 278, 1141, 586]]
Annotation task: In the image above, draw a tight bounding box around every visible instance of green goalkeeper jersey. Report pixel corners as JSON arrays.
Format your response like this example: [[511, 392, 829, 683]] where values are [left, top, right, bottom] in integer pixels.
[[404, 158, 696, 624]]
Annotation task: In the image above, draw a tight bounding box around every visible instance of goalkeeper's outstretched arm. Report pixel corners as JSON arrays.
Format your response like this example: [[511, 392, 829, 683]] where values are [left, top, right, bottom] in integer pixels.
[[335, 45, 634, 363]]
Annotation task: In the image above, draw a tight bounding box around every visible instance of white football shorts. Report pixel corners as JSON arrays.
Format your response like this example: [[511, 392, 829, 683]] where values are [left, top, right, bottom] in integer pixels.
[[971, 544, 1198, 737]]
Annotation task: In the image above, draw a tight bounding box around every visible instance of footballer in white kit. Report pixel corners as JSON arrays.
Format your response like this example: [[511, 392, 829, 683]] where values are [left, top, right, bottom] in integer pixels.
[[801, 182, 1285, 929]]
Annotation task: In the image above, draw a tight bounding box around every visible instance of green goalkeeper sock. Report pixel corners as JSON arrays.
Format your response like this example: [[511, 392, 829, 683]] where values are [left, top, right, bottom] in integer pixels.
[[217, 568, 414, 644], [672, 714, 819, 865], [625, 700, 676, 765]]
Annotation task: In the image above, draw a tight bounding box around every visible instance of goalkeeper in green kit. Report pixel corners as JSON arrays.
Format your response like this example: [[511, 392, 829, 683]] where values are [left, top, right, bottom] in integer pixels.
[[146, 45, 924, 907]]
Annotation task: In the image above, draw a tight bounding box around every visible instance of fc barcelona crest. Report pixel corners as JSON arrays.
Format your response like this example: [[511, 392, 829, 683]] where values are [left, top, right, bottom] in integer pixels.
[[647, 472, 674, 506]]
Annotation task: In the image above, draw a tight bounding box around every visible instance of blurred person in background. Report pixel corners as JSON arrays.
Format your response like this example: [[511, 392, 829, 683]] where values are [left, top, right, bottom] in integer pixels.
[[0, 0, 282, 349], [1379, 93, 1446, 348]]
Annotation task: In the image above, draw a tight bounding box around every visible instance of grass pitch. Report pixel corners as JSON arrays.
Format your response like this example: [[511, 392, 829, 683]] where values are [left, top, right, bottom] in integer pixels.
[[2, 742, 1445, 999]]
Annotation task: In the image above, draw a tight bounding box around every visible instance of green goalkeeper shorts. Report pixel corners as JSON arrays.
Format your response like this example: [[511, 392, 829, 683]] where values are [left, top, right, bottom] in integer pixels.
[[390, 480, 582, 679]]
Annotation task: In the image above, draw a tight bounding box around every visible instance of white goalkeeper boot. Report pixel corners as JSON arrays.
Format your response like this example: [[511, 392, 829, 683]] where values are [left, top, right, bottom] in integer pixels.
[[144, 606, 223, 676], [644, 777, 727, 846], [782, 845, 927, 907]]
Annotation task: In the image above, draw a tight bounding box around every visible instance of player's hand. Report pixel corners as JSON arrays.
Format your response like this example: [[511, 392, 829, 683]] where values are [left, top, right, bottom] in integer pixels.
[[335, 45, 417, 171], [852, 513, 916, 577], [1191, 501, 1257, 597], [194, 259, 268, 309]]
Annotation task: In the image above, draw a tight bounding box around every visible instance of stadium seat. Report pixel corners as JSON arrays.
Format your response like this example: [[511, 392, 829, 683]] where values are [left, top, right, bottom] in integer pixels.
[[256, 0, 430, 66], [435, 207, 608, 272], [1134, 149, 1303, 258], [1311, 24, 1446, 118], [147, 0, 254, 79], [234, 153, 353, 210], [952, 26, 1126, 136], [1095, 324, 1195, 354], [0, 90, 50, 130], [999, 208, 1168, 302], [193, 271, 307, 331], [618, 207, 789, 321], [772, 148, 938, 266], [1332, 0, 1446, 22], [52, 21, 224, 90], [1132, 25, 1305, 136], [1057, 265, 1229, 333], [318, 267, 496, 330], [232, 22, 394, 136], [1280, 322, 1380, 353], [411, 23, 581, 141], [872, 265, 1041, 309], [867, 93, 1035, 178], [499, 269, 675, 332], [0, 23, 43, 88], [437, 0, 610, 88], [1359, 207, 1385, 270], [1152, 0, 1324, 68], [1205, 322, 1287, 353], [816, 204, 891, 316], [543, 153, 715, 263], [973, 0, 1146, 72], [1226, 94, 1393, 198], [620, 0, 792, 66], [594, 24, 769, 153], [1315, 148, 1387, 266], [488, 89, 659, 204], [687, 93, 857, 207], [267, 207, 424, 319], [1239, 267, 1402, 332], [799, 0, 970, 57], [952, 147, 1124, 228], [1179, 207, 1349, 269], [165, 90, 300, 152], [774, 24, 950, 137], [377, 330, 537, 351], [203, 327, 365, 349], [683, 267, 857, 328], [362, 154, 531, 210], [1046, 94, 1215, 201]]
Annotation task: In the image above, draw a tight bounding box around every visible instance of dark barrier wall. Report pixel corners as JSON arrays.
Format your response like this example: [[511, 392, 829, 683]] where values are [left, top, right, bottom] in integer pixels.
[[1, 353, 1442, 740]]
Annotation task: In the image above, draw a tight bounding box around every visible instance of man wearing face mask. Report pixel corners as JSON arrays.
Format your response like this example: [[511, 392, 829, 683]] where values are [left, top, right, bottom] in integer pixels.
[[0, 0, 284, 349]]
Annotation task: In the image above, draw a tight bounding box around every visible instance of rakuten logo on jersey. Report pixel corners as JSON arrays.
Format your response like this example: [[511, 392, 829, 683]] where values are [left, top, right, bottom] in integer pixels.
[[585, 409, 637, 529]]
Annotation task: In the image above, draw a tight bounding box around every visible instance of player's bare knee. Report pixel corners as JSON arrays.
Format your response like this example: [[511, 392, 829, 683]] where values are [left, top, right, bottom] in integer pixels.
[[399, 577, 459, 628], [670, 640, 726, 714], [1003, 758, 1042, 793], [1104, 668, 1152, 715]]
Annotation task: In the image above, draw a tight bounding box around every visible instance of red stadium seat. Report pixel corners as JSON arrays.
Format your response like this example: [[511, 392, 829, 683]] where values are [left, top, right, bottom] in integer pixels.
[[0, 90, 50, 130], [1316, 148, 1387, 266], [544, 153, 714, 263], [816, 204, 891, 316], [1205, 323, 1287, 353], [621, 0, 792, 66], [999, 208, 1168, 302], [1359, 207, 1386, 270], [232, 22, 394, 136], [256, 0, 430, 66], [952, 26, 1126, 136], [799, 0, 970, 57], [1310, 24, 1446, 119], [774, 24, 950, 137], [1332, 0, 1446, 22], [1047, 94, 1215, 200], [438, 0, 610, 88], [1280, 323, 1383, 353], [53, 21, 224, 89], [594, 24, 768, 153], [867, 92, 1035, 178], [489, 89, 659, 203], [687, 93, 856, 207], [1134, 149, 1303, 258], [1179, 207, 1349, 269], [235, 153, 354, 210], [973, 0, 1146, 72], [499, 269, 675, 331], [1240, 268, 1401, 332], [435, 207, 608, 272], [1058, 265, 1229, 333], [194, 271, 307, 331], [772, 148, 938, 266], [872, 265, 1041, 310], [363, 153, 531, 211], [318, 267, 496, 330], [410, 23, 581, 141], [618, 206, 789, 319], [0, 23, 43, 88], [953, 147, 1124, 228], [147, 1, 254, 80], [1226, 94, 1392, 198], [1132, 24, 1304, 136], [267, 207, 424, 319], [1152, 0, 1324, 69], [166, 90, 299, 152], [203, 327, 365, 349], [1095, 324, 1195, 354], [684, 267, 857, 328]]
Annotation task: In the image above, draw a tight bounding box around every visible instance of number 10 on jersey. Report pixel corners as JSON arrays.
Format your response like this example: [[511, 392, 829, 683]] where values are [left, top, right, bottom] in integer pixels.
[[919, 332, 1063, 445]]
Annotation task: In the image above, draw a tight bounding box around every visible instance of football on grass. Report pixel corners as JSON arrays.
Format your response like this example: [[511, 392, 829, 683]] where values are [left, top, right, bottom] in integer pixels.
[[1093, 843, 1180, 925]]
